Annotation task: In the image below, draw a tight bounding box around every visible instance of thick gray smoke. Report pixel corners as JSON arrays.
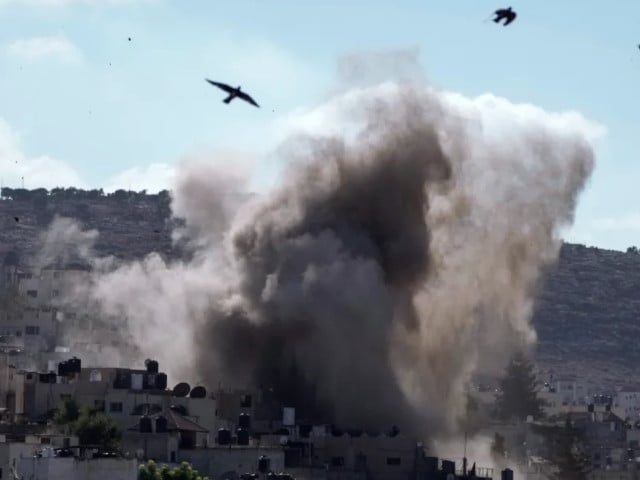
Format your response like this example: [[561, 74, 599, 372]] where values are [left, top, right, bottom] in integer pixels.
[[46, 65, 601, 440]]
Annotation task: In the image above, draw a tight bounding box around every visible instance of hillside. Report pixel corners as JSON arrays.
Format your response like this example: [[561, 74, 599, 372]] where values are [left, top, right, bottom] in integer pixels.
[[1, 187, 639, 386]]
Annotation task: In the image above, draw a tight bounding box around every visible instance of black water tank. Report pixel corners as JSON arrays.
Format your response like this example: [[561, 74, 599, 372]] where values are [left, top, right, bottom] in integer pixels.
[[114, 370, 131, 389], [156, 415, 168, 433], [48, 372, 57, 384], [588, 403, 594, 413], [239, 413, 251, 430], [57, 361, 68, 377], [606, 403, 612, 412], [190, 386, 206, 398], [442, 460, 455, 474], [145, 359, 159, 374], [501, 468, 514, 480], [143, 374, 157, 390], [237, 428, 249, 445], [258, 455, 270, 473], [424, 456, 438, 473], [156, 373, 168, 390], [299, 425, 311, 438], [69, 357, 81, 374], [217, 428, 231, 445], [139, 416, 152, 433]]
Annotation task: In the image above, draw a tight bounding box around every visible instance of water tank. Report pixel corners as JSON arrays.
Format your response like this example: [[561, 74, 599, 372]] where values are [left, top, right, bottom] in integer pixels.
[[143, 374, 157, 390], [442, 460, 455, 474], [156, 415, 168, 433], [57, 361, 68, 377], [145, 359, 159, 374], [139, 416, 152, 433], [190, 386, 207, 398], [501, 468, 514, 480], [588, 403, 594, 413], [69, 357, 81, 374], [156, 373, 168, 390], [237, 428, 249, 445], [606, 403, 612, 412], [239, 413, 251, 430], [424, 456, 438, 473], [217, 428, 231, 445], [258, 455, 270, 473], [173, 382, 191, 397], [114, 370, 131, 389]]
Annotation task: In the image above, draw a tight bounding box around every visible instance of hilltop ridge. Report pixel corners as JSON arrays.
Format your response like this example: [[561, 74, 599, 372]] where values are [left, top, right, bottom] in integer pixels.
[[1, 187, 638, 386]]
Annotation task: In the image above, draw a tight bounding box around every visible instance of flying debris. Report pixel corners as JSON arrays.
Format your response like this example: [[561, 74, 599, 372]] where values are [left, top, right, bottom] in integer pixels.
[[128, 37, 132, 42], [13, 217, 19, 223], [493, 7, 517, 26], [205, 79, 260, 108]]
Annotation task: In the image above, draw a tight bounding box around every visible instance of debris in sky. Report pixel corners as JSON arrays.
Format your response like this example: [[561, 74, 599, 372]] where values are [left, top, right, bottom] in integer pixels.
[[205, 79, 260, 108], [128, 37, 132, 42], [13, 217, 19, 223], [493, 7, 517, 26]]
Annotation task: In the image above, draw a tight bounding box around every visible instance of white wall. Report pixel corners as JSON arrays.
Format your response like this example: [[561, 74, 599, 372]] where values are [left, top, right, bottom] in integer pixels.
[[18, 456, 138, 480]]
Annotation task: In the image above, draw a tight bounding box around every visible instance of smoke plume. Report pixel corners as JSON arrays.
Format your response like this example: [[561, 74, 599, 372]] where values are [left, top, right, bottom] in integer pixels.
[[47, 60, 600, 440]]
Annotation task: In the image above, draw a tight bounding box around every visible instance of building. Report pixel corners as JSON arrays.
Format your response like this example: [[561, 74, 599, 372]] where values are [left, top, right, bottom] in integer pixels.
[[18, 454, 138, 480]]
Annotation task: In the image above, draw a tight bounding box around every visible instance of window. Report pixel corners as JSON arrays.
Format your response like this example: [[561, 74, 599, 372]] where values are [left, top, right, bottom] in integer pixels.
[[40, 437, 51, 444], [52, 290, 59, 297], [240, 394, 252, 408], [109, 402, 123, 413], [26, 290, 37, 298], [386, 458, 401, 466], [53, 272, 61, 279], [330, 457, 345, 467], [25, 326, 40, 335]]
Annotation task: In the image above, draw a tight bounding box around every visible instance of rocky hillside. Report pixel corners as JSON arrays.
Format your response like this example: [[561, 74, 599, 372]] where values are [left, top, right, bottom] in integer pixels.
[[1, 187, 639, 386]]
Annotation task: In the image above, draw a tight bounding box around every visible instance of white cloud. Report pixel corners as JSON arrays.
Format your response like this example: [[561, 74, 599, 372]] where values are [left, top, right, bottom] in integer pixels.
[[103, 163, 176, 193], [0, 118, 86, 189], [5, 34, 82, 63]]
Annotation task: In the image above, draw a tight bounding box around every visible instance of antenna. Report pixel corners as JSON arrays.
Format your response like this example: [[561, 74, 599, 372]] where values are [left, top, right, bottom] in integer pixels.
[[463, 430, 468, 475], [21, 176, 24, 189]]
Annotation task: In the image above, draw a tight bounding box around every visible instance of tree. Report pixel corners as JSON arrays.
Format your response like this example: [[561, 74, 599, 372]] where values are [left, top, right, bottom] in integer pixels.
[[74, 407, 121, 450], [54, 402, 121, 450], [53, 397, 80, 426], [138, 460, 209, 480], [495, 351, 546, 421]]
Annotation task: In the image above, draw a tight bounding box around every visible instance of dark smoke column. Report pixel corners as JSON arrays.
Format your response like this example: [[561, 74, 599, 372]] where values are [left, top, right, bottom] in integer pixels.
[[196, 89, 453, 432]]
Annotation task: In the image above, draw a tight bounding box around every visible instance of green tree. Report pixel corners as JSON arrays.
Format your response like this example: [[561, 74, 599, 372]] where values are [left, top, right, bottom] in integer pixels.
[[495, 351, 546, 421], [74, 407, 121, 450], [53, 397, 80, 426], [138, 460, 209, 480]]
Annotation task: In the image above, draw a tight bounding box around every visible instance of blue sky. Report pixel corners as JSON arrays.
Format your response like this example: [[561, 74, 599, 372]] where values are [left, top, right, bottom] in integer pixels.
[[0, 0, 638, 250]]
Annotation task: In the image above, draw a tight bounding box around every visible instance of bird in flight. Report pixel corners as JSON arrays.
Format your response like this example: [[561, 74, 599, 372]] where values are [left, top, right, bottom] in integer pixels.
[[205, 79, 260, 108], [493, 7, 517, 26]]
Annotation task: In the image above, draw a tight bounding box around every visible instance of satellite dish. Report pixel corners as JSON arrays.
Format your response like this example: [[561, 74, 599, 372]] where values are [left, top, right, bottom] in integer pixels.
[[172, 382, 191, 397]]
